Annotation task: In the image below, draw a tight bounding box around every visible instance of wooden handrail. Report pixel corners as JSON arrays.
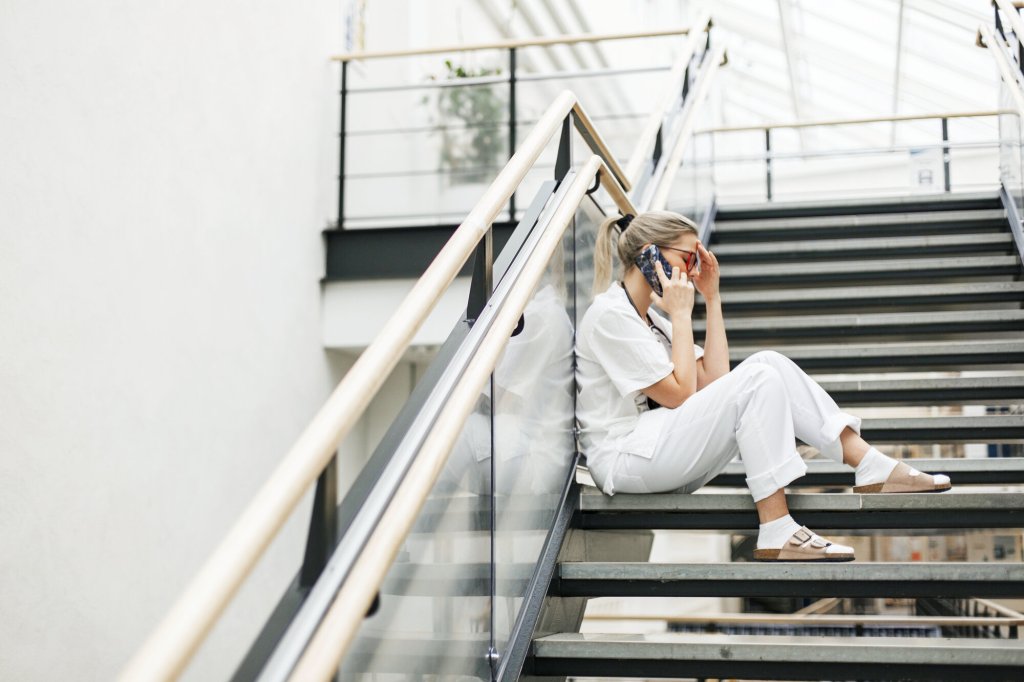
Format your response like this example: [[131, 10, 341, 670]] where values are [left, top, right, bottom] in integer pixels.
[[289, 157, 611, 681], [119, 89, 639, 681], [331, 28, 692, 62], [570, 100, 632, 192], [995, 0, 1024, 46], [975, 596, 1024, 620], [649, 44, 726, 210], [796, 597, 841, 615], [980, 25, 1024, 121], [703, 109, 1011, 134], [119, 90, 582, 682], [624, 13, 712, 185]]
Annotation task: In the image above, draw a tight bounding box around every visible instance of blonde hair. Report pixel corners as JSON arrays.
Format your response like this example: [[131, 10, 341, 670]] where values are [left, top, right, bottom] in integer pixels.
[[593, 210, 699, 292]]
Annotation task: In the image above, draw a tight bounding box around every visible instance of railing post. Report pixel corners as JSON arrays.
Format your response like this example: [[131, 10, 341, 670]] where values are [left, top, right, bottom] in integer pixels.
[[509, 47, 518, 224], [467, 227, 494, 324], [338, 61, 349, 229], [765, 128, 773, 201], [1016, 6, 1024, 76], [555, 115, 572, 183], [941, 117, 951, 193], [300, 454, 338, 587]]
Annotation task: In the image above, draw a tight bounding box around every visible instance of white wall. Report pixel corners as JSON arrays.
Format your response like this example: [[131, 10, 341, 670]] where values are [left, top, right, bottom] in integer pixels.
[[0, 2, 346, 679]]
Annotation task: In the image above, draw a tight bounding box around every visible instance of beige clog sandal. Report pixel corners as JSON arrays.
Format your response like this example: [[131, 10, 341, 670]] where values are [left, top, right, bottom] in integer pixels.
[[753, 526, 856, 562], [853, 461, 952, 494]]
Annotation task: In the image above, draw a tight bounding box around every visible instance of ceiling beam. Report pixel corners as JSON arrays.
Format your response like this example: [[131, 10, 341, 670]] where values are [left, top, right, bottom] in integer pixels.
[[712, 7, 984, 108], [716, 1, 984, 85], [776, 0, 804, 126], [891, 0, 906, 145]]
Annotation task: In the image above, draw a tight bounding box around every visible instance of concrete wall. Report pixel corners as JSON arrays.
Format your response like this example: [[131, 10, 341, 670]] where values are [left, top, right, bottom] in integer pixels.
[[0, 2, 347, 679]]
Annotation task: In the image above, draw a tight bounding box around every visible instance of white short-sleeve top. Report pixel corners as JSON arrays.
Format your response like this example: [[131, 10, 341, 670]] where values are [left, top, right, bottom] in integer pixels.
[[575, 282, 703, 494]]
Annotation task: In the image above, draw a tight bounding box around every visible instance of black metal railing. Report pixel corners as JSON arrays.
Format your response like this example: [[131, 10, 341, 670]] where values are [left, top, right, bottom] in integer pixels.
[[333, 32, 698, 230]]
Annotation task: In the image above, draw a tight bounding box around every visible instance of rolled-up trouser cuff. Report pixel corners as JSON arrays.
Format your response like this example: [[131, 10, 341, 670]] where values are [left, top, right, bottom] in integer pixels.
[[745, 450, 809, 502], [818, 412, 862, 463]]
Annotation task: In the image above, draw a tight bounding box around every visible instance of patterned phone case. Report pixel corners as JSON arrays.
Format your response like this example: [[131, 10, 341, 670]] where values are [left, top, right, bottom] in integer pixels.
[[635, 244, 674, 296]]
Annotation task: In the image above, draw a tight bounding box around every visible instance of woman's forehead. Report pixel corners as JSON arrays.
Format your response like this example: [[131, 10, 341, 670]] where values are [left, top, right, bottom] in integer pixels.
[[668, 232, 698, 249]]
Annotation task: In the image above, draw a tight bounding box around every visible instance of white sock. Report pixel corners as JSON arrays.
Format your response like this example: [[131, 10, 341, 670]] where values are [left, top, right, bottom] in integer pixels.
[[854, 447, 899, 487], [757, 514, 802, 549]]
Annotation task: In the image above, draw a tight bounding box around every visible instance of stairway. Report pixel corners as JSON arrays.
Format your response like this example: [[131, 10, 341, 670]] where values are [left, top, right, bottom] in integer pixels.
[[526, 192, 1024, 680]]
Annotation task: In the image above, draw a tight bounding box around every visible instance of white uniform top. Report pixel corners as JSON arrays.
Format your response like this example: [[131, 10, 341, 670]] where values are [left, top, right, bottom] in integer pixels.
[[575, 282, 703, 494]]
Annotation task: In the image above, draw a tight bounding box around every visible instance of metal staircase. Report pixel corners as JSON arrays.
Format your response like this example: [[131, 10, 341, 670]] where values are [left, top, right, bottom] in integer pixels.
[[526, 192, 1024, 680]]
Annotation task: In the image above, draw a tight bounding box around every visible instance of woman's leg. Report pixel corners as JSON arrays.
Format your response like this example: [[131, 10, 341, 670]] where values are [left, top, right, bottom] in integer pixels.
[[740, 350, 951, 492], [738, 350, 861, 464], [629, 361, 809, 501]]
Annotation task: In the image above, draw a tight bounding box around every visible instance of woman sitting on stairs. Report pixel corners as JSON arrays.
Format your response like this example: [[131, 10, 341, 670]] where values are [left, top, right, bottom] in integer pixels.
[[575, 210, 952, 562]]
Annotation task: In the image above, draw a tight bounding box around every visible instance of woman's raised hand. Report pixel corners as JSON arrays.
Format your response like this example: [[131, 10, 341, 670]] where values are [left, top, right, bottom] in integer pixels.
[[653, 260, 695, 319], [690, 241, 721, 301]]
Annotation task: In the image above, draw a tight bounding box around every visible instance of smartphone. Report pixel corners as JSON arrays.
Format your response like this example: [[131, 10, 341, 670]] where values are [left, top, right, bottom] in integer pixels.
[[635, 244, 674, 296]]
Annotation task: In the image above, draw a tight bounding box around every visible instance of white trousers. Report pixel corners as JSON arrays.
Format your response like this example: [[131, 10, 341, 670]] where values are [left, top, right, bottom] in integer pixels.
[[600, 350, 862, 502]]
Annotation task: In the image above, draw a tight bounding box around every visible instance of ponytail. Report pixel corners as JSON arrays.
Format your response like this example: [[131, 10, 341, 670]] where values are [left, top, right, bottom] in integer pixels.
[[593, 215, 621, 294]]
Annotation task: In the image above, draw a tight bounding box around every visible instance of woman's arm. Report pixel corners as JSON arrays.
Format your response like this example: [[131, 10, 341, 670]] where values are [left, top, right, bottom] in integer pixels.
[[692, 241, 729, 388], [641, 262, 697, 409]]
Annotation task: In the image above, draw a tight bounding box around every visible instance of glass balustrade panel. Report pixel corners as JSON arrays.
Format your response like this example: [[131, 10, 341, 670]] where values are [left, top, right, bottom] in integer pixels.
[[337, 394, 492, 682]]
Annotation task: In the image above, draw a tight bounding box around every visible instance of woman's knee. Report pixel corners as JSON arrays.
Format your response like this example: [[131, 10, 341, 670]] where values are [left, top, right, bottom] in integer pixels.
[[733, 360, 783, 383], [745, 349, 789, 366]]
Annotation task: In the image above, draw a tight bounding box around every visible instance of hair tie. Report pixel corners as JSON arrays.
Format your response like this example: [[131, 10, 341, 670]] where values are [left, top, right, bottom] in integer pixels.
[[614, 213, 635, 234]]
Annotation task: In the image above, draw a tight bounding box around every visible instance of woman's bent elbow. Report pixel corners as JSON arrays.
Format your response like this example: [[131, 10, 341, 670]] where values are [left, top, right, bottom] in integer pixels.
[[665, 389, 696, 410]]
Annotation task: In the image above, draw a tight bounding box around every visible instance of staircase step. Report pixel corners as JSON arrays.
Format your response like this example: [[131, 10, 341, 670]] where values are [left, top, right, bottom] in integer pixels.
[[530, 632, 1024, 680], [816, 375, 1024, 406], [553, 562, 1024, 598], [695, 309, 1024, 342], [703, 281, 1024, 315], [577, 491, 1024, 530], [715, 191, 1002, 220], [712, 208, 1007, 243], [719, 255, 1020, 288], [731, 339, 1024, 372], [711, 232, 1014, 263], [707, 457, 1024, 487], [858, 415, 1023, 442]]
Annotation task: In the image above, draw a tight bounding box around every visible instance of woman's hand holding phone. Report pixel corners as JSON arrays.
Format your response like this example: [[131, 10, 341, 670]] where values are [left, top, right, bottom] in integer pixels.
[[652, 260, 695, 320]]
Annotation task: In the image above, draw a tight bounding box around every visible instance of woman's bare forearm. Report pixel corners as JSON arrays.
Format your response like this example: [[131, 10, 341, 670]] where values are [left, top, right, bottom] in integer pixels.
[[701, 297, 730, 381], [670, 310, 698, 397]]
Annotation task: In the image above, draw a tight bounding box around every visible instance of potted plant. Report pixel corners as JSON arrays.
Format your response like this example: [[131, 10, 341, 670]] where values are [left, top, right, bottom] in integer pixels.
[[430, 59, 508, 185]]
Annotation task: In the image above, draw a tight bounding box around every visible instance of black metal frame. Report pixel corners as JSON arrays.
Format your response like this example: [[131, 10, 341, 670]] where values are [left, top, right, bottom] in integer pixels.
[[578, 508, 1024, 531], [999, 182, 1024, 266], [551, 576, 1024, 599], [530, 656, 1024, 681], [334, 28, 710, 231], [323, 222, 517, 281]]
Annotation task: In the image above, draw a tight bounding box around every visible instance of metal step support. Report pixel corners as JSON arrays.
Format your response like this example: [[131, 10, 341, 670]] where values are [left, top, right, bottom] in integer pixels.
[[530, 632, 1024, 680]]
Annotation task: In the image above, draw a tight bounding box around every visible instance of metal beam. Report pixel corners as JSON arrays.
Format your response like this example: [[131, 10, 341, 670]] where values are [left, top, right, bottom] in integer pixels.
[[776, 0, 804, 148], [891, 0, 906, 146]]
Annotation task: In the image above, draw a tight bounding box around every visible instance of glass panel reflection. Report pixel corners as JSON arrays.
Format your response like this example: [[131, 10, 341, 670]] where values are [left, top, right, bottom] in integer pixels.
[[492, 222, 577, 657], [339, 395, 492, 682]]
